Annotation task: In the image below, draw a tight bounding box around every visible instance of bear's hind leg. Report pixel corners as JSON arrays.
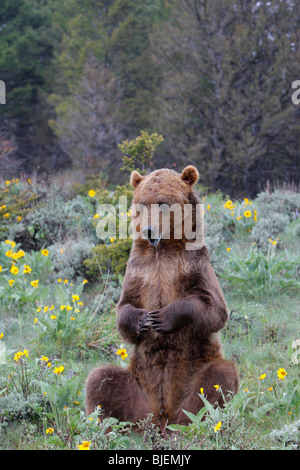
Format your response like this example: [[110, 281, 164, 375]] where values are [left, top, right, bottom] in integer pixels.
[[86, 366, 150, 423], [174, 359, 239, 425]]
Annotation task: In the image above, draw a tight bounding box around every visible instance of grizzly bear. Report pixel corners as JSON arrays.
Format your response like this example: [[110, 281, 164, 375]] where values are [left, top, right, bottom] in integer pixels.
[[86, 166, 239, 427]]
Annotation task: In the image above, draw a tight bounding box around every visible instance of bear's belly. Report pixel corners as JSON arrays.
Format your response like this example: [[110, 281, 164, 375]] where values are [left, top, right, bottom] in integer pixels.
[[129, 330, 222, 422]]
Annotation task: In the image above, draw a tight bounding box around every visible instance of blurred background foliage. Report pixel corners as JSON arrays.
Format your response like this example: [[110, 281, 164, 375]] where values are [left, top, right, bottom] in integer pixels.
[[0, 0, 300, 197]]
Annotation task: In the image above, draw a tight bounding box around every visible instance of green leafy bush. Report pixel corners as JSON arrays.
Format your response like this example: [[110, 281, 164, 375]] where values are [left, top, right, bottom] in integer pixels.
[[9, 191, 82, 251], [49, 238, 94, 283], [0, 240, 53, 309], [84, 238, 132, 280], [217, 242, 300, 299], [119, 131, 164, 174], [251, 190, 300, 250], [270, 419, 300, 450], [0, 178, 39, 239]]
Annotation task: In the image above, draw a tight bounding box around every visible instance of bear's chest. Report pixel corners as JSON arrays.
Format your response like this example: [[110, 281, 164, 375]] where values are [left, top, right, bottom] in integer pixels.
[[132, 252, 190, 310]]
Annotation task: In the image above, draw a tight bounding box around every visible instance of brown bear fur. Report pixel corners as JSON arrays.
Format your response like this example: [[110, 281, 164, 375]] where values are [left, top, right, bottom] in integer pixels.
[[86, 166, 239, 427]]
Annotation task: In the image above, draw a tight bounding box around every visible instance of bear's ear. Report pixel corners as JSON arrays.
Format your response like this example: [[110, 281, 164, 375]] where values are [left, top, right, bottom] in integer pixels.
[[130, 170, 144, 188], [181, 166, 199, 186]]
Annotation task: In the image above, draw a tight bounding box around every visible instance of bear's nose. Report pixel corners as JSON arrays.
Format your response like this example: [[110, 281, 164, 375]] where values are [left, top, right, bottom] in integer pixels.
[[142, 225, 157, 240], [142, 225, 161, 247]]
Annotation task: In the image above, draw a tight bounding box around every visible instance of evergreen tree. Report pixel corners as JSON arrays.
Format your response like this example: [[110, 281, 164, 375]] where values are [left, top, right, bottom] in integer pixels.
[[0, 0, 58, 172], [49, 0, 167, 177], [154, 0, 300, 196]]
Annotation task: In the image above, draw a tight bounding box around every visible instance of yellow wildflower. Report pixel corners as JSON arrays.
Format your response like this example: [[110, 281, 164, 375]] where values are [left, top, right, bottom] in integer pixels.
[[88, 190, 96, 198], [10, 265, 19, 275], [82, 279, 88, 285], [8, 280, 15, 286], [31, 280, 39, 288], [226, 247, 231, 252], [41, 249, 49, 256], [14, 349, 28, 362], [23, 264, 32, 274], [116, 348, 128, 360], [5, 250, 13, 257], [224, 200, 233, 209], [254, 209, 257, 222], [66, 305, 73, 311], [214, 384, 220, 390], [63, 279, 68, 284], [53, 365, 64, 375], [0, 333, 3, 339], [46, 428, 54, 434], [244, 210, 252, 218], [214, 421, 222, 432], [277, 368, 287, 382], [40, 355, 49, 362], [259, 374, 266, 381], [4, 213, 10, 218], [77, 441, 91, 450], [50, 315, 57, 320], [0, 265, 2, 273], [207, 205, 211, 210], [14, 351, 22, 362], [72, 295, 80, 302]]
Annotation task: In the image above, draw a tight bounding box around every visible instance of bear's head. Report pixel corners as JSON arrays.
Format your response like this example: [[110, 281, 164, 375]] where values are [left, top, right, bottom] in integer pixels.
[[130, 166, 201, 249]]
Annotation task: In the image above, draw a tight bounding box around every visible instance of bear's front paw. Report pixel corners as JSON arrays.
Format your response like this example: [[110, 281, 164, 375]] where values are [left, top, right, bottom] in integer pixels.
[[149, 309, 174, 335], [139, 311, 153, 336]]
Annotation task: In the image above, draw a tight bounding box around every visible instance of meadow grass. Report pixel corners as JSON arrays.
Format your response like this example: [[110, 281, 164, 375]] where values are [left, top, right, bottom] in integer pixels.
[[0, 177, 299, 450]]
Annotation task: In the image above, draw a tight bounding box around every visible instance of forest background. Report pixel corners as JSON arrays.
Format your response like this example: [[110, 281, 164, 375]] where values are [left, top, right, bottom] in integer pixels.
[[1, 0, 300, 196]]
